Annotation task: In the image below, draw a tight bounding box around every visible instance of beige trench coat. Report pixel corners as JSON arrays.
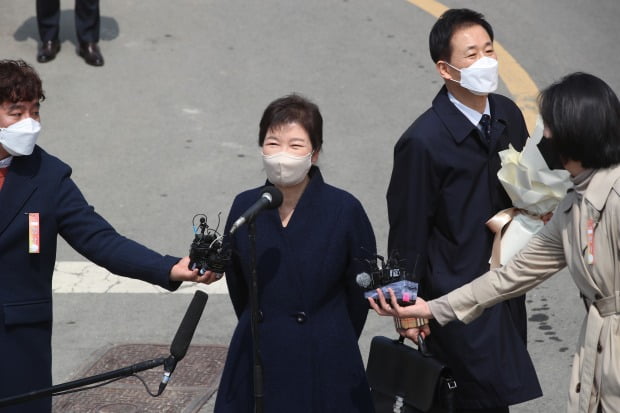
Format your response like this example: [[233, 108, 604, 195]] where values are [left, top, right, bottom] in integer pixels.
[[434, 165, 620, 413]]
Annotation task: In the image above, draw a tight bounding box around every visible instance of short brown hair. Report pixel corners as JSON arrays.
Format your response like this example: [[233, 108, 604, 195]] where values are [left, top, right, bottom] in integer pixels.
[[258, 94, 323, 152], [0, 59, 45, 104]]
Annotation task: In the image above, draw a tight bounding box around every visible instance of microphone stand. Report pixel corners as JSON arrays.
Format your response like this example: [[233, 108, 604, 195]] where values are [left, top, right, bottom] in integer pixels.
[[0, 290, 208, 409], [0, 357, 166, 408], [248, 219, 264, 413]]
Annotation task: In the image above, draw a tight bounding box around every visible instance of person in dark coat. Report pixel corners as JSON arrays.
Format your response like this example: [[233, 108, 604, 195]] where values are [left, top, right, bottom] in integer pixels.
[[0, 59, 217, 413], [385, 9, 542, 412], [214, 94, 376, 412]]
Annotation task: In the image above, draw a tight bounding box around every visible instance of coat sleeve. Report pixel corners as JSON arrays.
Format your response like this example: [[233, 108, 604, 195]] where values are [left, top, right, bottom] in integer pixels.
[[54, 166, 180, 290], [223, 197, 249, 320], [225, 243, 248, 320], [345, 198, 377, 337], [446, 210, 567, 323], [386, 130, 438, 280]]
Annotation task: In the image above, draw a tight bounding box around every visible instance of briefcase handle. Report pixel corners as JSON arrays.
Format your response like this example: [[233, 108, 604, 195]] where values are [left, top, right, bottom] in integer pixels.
[[396, 334, 434, 357]]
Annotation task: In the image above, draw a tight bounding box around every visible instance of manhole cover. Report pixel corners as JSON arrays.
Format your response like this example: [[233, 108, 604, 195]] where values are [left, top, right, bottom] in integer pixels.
[[52, 344, 227, 413]]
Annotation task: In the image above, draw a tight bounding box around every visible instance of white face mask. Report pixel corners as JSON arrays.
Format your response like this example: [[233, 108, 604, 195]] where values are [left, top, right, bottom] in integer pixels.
[[0, 118, 41, 156], [447, 56, 499, 95], [262, 151, 312, 187]]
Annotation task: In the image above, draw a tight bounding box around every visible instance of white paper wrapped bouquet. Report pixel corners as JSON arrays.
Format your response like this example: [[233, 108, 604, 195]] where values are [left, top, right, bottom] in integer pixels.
[[487, 132, 571, 267]]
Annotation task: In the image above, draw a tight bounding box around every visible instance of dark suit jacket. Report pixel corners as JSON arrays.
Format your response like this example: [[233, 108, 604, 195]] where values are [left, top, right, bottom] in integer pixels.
[[0, 147, 180, 412], [215, 167, 376, 413], [387, 87, 542, 408]]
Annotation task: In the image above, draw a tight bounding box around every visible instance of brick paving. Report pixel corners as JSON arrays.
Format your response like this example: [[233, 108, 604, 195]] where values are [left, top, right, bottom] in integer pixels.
[[52, 344, 227, 413]]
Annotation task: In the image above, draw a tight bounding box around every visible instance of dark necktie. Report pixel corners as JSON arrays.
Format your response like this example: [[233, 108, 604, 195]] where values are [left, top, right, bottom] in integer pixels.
[[479, 114, 492, 143]]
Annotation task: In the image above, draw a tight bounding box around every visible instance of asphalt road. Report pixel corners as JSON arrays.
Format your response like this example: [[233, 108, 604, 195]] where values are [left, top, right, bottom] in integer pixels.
[[1, 0, 619, 411]]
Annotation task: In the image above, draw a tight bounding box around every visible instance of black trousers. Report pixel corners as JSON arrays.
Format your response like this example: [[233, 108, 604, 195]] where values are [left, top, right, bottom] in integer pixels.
[[36, 0, 100, 43]]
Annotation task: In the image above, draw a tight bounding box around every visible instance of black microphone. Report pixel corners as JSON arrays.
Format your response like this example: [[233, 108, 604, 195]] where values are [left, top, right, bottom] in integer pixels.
[[158, 290, 208, 395], [229, 186, 283, 234]]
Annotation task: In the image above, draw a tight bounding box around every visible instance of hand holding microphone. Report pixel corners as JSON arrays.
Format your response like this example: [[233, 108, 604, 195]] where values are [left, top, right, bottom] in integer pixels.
[[368, 288, 433, 344], [368, 288, 432, 320], [356, 251, 419, 306]]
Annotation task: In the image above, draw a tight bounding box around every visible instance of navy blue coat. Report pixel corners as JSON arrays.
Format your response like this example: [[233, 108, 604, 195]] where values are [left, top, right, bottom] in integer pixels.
[[215, 167, 376, 413], [0, 147, 180, 412], [387, 88, 542, 408]]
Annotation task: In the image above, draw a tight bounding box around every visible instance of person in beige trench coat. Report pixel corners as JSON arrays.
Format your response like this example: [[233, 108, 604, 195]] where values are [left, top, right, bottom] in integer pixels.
[[370, 72, 620, 413]]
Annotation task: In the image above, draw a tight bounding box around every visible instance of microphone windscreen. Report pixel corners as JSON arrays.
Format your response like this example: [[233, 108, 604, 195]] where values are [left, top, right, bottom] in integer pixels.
[[261, 186, 283, 209], [356, 272, 372, 288], [170, 290, 208, 361]]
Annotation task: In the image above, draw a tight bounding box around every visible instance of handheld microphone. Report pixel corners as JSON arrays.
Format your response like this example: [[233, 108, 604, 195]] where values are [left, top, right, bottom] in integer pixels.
[[355, 272, 373, 289], [356, 252, 419, 306], [229, 186, 283, 235], [158, 290, 208, 395]]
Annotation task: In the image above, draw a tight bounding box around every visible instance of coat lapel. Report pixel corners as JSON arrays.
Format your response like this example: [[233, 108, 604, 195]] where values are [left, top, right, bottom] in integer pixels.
[[0, 154, 38, 236], [432, 89, 512, 153], [488, 96, 509, 153], [561, 166, 620, 292], [584, 166, 620, 213], [280, 167, 325, 306], [432, 88, 477, 145]]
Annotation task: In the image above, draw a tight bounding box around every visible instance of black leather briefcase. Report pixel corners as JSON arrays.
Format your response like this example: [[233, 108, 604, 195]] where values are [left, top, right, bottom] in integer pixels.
[[366, 335, 456, 413]]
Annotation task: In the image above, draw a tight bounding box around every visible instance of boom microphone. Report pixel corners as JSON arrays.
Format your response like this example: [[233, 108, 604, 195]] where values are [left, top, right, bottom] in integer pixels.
[[158, 290, 208, 395], [229, 186, 283, 234]]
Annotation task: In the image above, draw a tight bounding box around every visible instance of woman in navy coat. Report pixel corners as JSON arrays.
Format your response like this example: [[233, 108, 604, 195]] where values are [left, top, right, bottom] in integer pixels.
[[214, 94, 376, 412]]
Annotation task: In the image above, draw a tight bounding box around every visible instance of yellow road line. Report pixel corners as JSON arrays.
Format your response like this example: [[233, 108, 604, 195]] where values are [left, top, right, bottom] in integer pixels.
[[405, 0, 540, 134]]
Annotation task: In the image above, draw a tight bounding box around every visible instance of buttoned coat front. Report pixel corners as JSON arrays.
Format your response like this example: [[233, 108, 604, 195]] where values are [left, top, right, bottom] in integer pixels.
[[0, 147, 180, 413], [214, 167, 376, 413], [386, 87, 542, 408], [447, 165, 620, 413]]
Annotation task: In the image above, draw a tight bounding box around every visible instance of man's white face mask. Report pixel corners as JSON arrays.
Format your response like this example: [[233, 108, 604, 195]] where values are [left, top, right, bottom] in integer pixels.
[[0, 118, 41, 156], [446, 56, 499, 96]]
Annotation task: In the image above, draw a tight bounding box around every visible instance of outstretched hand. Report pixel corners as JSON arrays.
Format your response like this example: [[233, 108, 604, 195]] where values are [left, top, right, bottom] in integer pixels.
[[367, 288, 433, 319], [170, 256, 224, 285]]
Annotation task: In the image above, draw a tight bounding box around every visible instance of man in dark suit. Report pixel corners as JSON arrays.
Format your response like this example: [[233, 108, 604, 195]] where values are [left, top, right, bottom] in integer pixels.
[[386, 9, 542, 412], [0, 59, 218, 412], [36, 0, 104, 66]]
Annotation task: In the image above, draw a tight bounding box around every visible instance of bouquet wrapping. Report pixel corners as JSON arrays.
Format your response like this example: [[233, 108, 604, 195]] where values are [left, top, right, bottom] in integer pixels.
[[489, 127, 571, 267]]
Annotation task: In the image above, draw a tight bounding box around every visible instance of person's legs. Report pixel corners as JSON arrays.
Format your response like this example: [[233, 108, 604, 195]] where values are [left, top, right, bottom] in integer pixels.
[[35, 0, 61, 63], [74, 0, 100, 43], [36, 0, 61, 42], [75, 0, 104, 66]]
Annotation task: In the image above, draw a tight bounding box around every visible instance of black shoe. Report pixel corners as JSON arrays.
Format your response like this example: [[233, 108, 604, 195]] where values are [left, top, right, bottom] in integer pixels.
[[37, 40, 61, 63], [77, 42, 104, 67]]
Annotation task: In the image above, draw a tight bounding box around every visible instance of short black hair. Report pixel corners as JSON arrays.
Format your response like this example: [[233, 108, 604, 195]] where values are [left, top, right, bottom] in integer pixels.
[[258, 94, 323, 152], [429, 8, 494, 63], [0, 59, 45, 104], [539, 72, 620, 168]]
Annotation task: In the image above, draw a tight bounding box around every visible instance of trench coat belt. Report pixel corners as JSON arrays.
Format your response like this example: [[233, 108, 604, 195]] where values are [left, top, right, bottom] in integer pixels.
[[576, 292, 620, 412], [593, 291, 620, 317]]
